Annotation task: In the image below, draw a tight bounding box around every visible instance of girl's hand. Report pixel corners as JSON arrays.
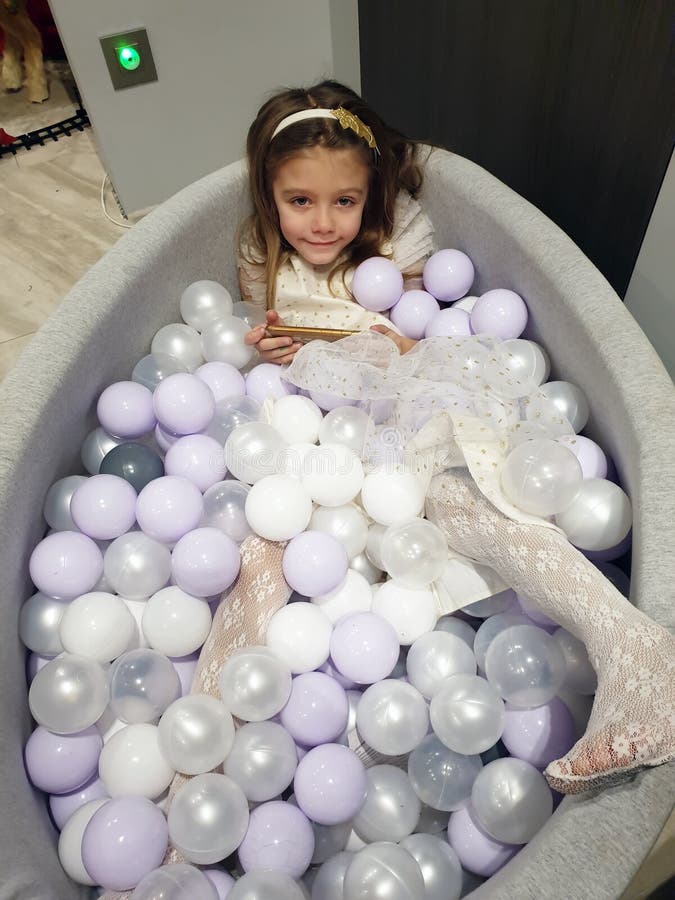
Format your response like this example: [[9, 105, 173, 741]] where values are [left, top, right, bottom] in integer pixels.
[[244, 310, 303, 365], [369, 324, 418, 355]]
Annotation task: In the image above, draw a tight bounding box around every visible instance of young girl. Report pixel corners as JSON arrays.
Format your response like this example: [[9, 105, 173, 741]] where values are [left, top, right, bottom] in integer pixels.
[[239, 79, 431, 363]]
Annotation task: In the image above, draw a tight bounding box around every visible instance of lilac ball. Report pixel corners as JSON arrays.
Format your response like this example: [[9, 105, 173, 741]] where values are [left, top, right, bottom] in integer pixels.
[[283, 531, 349, 597], [171, 527, 241, 597], [196, 361, 246, 402], [423, 249, 475, 302], [136, 476, 204, 544], [351, 257, 404, 312], [70, 474, 138, 540], [153, 373, 216, 435], [280, 672, 349, 746], [49, 775, 109, 830], [164, 434, 226, 492], [470, 290, 528, 339], [501, 697, 576, 769], [447, 805, 519, 877], [390, 290, 441, 339], [294, 743, 367, 825], [425, 307, 472, 338], [203, 868, 236, 898], [238, 800, 315, 878], [97, 381, 156, 439], [25, 725, 102, 794], [329, 612, 400, 684], [171, 651, 200, 696], [29, 531, 103, 601], [246, 364, 298, 403], [81, 795, 169, 891], [556, 434, 608, 480]]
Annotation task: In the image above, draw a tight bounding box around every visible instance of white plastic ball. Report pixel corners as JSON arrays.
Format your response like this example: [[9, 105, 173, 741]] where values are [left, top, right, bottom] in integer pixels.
[[142, 586, 212, 657], [57, 798, 109, 885], [356, 680, 429, 756], [554, 478, 632, 551], [158, 694, 235, 775], [271, 395, 324, 444], [99, 723, 175, 799], [60, 591, 135, 662], [405, 631, 477, 699], [266, 603, 333, 674], [302, 443, 364, 507], [371, 581, 437, 644], [245, 475, 313, 541], [311, 570, 372, 623], [501, 438, 582, 517], [430, 674, 505, 754], [361, 468, 425, 526], [309, 503, 369, 559], [471, 758, 553, 844], [180, 280, 234, 331]]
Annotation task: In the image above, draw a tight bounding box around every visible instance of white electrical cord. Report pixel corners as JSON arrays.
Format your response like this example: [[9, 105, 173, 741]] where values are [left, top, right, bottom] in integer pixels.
[[100, 174, 132, 228]]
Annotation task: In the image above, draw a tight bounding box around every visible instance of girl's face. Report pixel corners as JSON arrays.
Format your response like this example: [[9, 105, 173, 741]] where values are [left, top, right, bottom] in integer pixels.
[[272, 146, 370, 266]]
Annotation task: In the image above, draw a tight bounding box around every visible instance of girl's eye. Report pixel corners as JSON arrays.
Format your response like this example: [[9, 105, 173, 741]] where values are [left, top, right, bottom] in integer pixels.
[[337, 197, 354, 207], [291, 197, 309, 207]]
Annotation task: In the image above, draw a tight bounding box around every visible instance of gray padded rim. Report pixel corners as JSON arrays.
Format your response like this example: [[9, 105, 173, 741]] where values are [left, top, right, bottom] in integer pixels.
[[0, 151, 672, 899]]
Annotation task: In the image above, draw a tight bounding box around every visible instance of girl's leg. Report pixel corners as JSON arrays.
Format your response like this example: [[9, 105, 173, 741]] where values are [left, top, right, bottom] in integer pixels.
[[425, 468, 675, 794]]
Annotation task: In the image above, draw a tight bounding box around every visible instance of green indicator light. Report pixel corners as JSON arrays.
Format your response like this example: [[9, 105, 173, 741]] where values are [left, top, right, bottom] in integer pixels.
[[116, 45, 141, 71]]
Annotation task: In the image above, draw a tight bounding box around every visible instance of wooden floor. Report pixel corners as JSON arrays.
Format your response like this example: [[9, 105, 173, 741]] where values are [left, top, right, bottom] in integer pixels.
[[0, 114, 672, 900], [0, 127, 147, 381]]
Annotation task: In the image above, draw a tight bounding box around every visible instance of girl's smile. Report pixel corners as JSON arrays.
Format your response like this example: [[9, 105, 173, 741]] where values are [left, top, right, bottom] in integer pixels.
[[272, 146, 370, 266]]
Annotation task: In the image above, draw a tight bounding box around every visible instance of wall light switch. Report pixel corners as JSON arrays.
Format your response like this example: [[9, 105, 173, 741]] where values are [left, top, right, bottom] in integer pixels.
[[100, 28, 158, 91]]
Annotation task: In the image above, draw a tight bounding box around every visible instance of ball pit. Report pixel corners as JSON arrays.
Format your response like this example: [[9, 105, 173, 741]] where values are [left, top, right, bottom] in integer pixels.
[[2, 148, 668, 897]]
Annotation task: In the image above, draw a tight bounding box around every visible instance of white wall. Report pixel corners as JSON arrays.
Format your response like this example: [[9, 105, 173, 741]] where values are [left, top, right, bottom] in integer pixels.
[[48, 1, 361, 213], [624, 150, 675, 379]]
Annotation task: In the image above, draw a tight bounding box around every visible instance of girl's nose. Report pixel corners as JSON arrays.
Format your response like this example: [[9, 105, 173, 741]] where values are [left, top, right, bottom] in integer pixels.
[[312, 207, 334, 234]]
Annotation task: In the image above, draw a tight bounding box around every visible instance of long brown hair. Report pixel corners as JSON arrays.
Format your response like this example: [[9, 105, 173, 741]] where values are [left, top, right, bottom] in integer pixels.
[[239, 79, 425, 309]]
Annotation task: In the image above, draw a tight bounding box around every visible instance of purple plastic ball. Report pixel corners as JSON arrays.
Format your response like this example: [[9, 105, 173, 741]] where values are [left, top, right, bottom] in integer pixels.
[[25, 725, 102, 794], [470, 290, 528, 340], [282, 531, 349, 597], [329, 612, 400, 684], [447, 804, 519, 877], [81, 795, 169, 890], [171, 527, 241, 597], [49, 775, 109, 831], [246, 364, 298, 403], [171, 651, 200, 696], [238, 800, 315, 878], [153, 373, 216, 435], [390, 290, 440, 339], [136, 476, 204, 544], [196, 361, 246, 402], [294, 743, 367, 825], [425, 307, 472, 338], [279, 672, 349, 746], [556, 434, 608, 480], [423, 249, 475, 302], [70, 474, 138, 540], [29, 531, 103, 601], [164, 434, 227, 492], [351, 257, 404, 312], [501, 697, 576, 769], [97, 381, 156, 439]]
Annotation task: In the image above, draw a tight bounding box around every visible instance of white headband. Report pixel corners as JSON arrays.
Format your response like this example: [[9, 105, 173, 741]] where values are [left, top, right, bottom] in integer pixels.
[[271, 109, 337, 140], [270, 106, 379, 153]]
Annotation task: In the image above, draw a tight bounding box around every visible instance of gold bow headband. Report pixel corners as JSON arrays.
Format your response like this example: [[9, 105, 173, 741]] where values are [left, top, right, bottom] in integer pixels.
[[270, 107, 380, 154]]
